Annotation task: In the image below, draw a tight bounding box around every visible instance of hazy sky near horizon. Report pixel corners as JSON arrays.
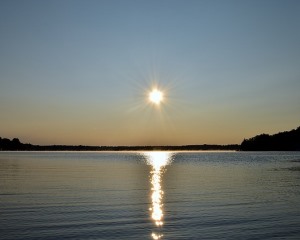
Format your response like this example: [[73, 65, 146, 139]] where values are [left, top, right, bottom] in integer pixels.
[[1, 0, 299, 146]]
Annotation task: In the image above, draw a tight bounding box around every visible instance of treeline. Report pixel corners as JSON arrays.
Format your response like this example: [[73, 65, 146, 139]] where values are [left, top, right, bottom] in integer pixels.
[[2, 126, 300, 151], [0, 137, 32, 150], [0, 137, 239, 151], [240, 126, 300, 151]]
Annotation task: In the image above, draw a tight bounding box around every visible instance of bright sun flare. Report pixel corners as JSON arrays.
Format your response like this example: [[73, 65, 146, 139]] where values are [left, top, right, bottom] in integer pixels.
[[149, 89, 163, 105]]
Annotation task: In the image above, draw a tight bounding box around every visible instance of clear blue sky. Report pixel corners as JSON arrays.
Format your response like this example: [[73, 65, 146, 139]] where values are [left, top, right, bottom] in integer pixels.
[[0, 0, 299, 145]]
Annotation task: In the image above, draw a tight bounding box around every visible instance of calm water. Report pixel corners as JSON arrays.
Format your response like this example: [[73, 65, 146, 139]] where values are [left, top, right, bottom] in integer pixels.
[[1, 151, 300, 240]]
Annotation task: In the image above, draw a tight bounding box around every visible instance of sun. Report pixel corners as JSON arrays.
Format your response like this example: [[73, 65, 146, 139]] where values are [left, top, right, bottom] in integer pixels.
[[149, 89, 163, 105]]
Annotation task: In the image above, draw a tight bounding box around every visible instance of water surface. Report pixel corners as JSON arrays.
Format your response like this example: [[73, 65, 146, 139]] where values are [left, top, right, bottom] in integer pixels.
[[1, 151, 300, 239]]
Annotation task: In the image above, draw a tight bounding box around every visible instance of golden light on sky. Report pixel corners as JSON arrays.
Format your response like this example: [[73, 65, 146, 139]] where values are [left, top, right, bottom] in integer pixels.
[[1, 1, 300, 146], [149, 89, 163, 105]]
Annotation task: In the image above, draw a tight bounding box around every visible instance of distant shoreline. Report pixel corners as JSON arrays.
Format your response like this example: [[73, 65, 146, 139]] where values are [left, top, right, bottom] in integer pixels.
[[1, 126, 299, 151], [0, 144, 240, 151]]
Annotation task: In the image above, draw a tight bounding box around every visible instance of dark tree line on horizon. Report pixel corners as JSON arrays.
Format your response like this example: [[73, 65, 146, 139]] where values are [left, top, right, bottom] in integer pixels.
[[1, 126, 300, 151], [240, 126, 300, 151], [0, 137, 239, 151]]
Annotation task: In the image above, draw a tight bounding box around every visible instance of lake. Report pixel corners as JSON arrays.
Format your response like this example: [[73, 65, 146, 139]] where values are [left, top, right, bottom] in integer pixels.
[[1, 151, 300, 239]]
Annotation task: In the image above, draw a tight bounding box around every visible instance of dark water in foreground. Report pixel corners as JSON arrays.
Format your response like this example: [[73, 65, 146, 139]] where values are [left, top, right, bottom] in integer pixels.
[[1, 151, 300, 240]]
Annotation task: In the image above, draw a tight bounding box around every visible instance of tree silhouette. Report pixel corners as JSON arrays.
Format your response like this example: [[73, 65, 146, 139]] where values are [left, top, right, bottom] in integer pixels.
[[241, 126, 300, 151]]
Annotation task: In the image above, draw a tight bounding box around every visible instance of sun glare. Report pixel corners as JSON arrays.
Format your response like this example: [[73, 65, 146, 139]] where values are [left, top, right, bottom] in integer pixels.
[[143, 151, 173, 236], [149, 89, 163, 105]]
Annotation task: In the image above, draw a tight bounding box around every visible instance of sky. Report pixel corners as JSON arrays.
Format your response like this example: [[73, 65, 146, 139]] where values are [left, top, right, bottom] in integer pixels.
[[0, 0, 299, 146]]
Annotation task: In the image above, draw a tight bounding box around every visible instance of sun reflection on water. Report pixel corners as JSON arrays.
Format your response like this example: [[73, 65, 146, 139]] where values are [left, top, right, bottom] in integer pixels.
[[143, 151, 173, 239], [151, 233, 163, 239]]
